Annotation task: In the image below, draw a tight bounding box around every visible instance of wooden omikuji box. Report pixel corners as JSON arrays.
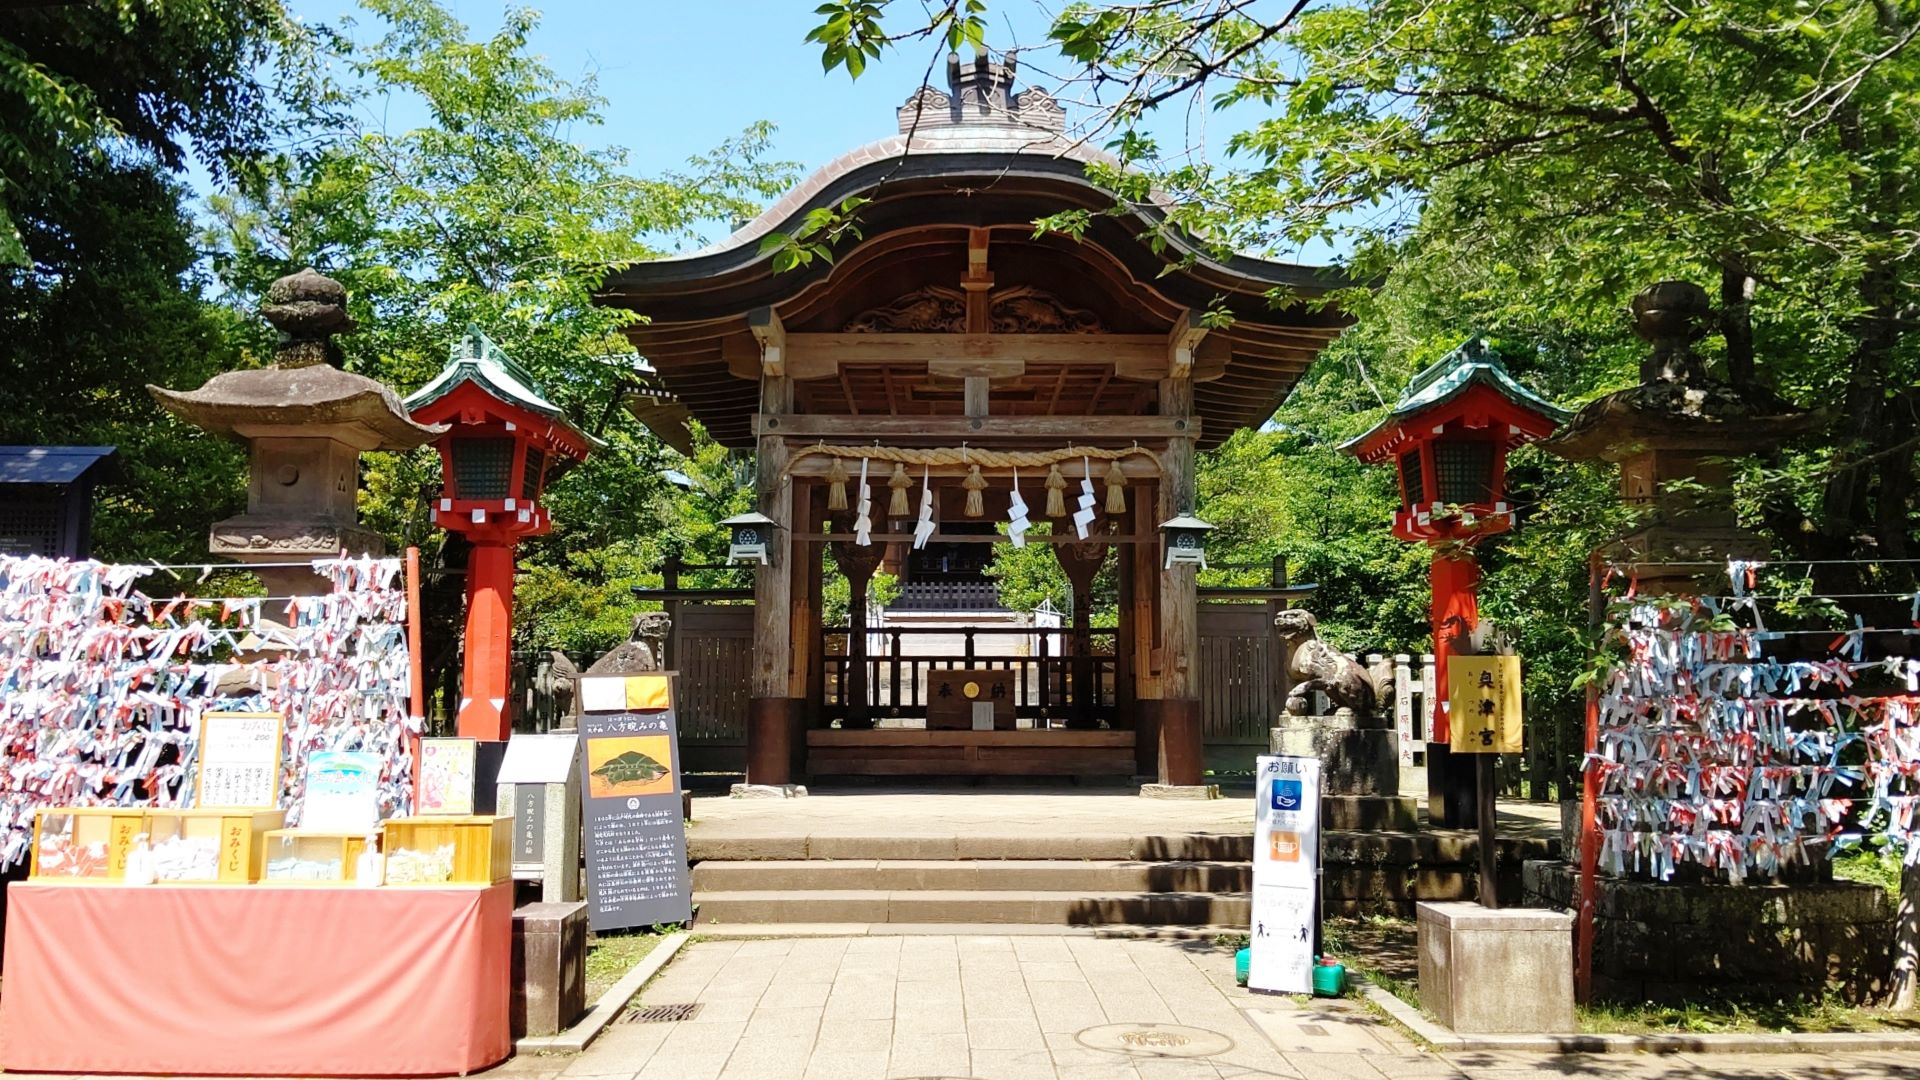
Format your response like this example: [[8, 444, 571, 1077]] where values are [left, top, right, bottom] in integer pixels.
[[261, 829, 372, 884], [29, 808, 144, 881], [381, 815, 511, 885], [143, 808, 285, 883]]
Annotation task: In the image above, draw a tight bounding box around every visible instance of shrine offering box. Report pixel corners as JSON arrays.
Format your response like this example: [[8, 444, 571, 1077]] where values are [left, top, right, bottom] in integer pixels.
[[143, 809, 285, 883], [30, 808, 144, 881], [381, 815, 510, 885], [262, 829, 371, 884]]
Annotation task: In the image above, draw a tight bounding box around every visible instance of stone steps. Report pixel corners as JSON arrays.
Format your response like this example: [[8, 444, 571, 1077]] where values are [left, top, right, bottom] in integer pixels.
[[687, 832, 1254, 862], [692, 857, 1252, 893], [693, 887, 1251, 926]]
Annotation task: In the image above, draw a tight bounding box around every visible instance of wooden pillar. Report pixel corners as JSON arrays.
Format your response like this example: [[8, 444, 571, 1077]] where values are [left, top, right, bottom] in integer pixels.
[[802, 485, 826, 727], [1157, 379, 1203, 786], [1053, 540, 1108, 730], [748, 370, 802, 785], [830, 539, 884, 729], [1132, 482, 1162, 778], [789, 480, 816, 704]]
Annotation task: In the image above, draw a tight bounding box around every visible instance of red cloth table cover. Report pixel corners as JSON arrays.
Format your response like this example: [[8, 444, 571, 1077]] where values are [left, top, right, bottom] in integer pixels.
[[0, 880, 512, 1076]]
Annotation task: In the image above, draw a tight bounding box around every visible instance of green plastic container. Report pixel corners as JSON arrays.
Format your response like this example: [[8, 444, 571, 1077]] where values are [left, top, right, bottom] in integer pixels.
[[1235, 947, 1250, 986], [1312, 957, 1346, 997]]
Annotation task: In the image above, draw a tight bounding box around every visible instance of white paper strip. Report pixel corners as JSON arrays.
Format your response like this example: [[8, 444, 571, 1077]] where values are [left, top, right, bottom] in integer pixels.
[[1072, 457, 1096, 539], [854, 457, 873, 546], [1007, 467, 1029, 549], [912, 466, 936, 550]]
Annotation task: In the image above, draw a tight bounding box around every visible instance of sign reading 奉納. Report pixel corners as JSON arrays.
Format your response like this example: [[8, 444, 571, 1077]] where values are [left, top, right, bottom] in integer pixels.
[[1249, 754, 1321, 995], [1448, 655, 1523, 754], [577, 673, 692, 931], [195, 711, 283, 809]]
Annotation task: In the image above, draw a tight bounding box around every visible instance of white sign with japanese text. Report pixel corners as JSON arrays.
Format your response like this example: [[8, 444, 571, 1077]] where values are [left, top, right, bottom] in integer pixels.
[[195, 711, 282, 809], [1250, 754, 1321, 994]]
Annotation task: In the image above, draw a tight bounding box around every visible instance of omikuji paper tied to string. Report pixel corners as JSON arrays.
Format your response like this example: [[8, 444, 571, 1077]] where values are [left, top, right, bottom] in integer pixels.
[[1586, 589, 1920, 883], [0, 554, 419, 869]]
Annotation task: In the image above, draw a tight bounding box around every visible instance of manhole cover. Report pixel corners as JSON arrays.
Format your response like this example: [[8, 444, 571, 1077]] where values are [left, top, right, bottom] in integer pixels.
[[1075, 1023, 1234, 1058], [622, 1002, 701, 1023]]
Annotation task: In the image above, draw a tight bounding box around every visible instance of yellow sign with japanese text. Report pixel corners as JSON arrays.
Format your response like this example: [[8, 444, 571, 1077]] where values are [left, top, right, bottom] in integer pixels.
[[1448, 655, 1522, 754]]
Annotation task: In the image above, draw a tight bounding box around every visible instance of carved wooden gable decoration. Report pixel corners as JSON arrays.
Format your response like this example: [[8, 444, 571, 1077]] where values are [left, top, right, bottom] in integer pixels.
[[843, 285, 1102, 335]]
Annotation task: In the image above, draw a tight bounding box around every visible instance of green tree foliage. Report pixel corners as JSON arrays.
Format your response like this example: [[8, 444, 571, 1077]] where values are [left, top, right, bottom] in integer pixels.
[[811, 0, 1920, 791], [0, 0, 285, 264], [205, 0, 799, 655], [0, 157, 250, 563]]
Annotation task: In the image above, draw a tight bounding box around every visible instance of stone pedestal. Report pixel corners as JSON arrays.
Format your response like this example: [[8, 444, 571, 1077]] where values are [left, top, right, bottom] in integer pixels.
[[1416, 901, 1574, 1033], [511, 901, 587, 1038], [1271, 714, 1416, 829], [1523, 860, 1895, 1004]]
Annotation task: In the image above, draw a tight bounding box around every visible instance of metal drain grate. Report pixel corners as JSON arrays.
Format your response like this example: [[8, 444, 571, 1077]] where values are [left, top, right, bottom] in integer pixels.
[[623, 1002, 701, 1023]]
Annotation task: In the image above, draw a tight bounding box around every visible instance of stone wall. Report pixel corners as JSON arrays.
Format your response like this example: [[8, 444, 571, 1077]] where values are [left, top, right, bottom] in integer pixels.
[[1523, 860, 1894, 1004], [1324, 833, 1556, 917]]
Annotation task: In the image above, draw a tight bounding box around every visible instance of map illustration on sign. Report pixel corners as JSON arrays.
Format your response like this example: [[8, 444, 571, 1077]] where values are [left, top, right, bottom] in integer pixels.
[[585, 737, 673, 798]]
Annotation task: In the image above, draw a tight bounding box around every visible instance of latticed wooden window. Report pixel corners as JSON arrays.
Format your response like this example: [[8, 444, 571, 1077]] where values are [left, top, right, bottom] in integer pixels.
[[521, 448, 545, 500], [1398, 450, 1425, 507], [1433, 440, 1495, 505], [451, 437, 516, 500]]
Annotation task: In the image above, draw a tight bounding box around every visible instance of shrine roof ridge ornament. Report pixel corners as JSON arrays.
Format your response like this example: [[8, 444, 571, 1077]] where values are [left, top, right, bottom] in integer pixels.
[[895, 48, 1066, 135], [601, 51, 1345, 295]]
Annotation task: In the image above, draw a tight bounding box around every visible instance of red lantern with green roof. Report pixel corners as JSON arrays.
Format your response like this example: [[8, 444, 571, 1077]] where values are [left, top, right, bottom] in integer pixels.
[[1343, 338, 1565, 817], [406, 329, 598, 741]]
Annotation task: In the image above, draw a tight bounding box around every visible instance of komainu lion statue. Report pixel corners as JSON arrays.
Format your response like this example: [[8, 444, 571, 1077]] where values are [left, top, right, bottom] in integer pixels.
[[1273, 608, 1384, 717]]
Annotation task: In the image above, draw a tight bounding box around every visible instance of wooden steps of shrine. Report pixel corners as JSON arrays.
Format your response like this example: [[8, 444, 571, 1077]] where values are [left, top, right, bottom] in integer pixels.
[[805, 729, 1137, 778]]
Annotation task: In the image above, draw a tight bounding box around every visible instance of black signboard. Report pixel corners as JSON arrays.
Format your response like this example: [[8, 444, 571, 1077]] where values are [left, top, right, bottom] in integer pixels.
[[576, 674, 692, 931]]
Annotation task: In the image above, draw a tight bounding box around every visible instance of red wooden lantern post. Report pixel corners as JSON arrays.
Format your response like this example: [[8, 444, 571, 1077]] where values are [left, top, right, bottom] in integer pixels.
[[406, 329, 596, 741], [1345, 338, 1564, 825]]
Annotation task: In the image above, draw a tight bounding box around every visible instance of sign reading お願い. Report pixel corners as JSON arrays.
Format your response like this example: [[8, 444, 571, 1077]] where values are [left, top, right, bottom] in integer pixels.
[[1249, 754, 1320, 995], [1447, 655, 1523, 754], [576, 673, 692, 931]]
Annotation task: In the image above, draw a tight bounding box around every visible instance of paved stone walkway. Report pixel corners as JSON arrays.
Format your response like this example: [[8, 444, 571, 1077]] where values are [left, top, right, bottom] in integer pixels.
[[489, 935, 1920, 1080]]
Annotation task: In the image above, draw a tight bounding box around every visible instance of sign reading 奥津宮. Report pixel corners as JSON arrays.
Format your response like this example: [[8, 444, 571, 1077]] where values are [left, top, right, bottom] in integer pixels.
[[576, 673, 691, 931], [1448, 655, 1523, 754], [1249, 754, 1321, 995]]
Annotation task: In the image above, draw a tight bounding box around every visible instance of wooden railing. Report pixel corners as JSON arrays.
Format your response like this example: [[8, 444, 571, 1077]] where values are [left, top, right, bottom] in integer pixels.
[[822, 626, 1117, 726]]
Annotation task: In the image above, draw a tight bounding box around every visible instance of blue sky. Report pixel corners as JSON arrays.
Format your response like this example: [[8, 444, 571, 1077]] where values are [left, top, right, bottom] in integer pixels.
[[244, 0, 1341, 263]]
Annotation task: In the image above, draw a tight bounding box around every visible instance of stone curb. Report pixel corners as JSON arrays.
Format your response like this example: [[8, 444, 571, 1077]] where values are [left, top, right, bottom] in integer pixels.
[[515, 931, 689, 1055], [1361, 984, 1920, 1054]]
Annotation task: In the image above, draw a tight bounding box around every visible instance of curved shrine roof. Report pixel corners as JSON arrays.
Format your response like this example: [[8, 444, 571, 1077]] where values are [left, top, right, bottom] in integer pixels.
[[598, 56, 1353, 450]]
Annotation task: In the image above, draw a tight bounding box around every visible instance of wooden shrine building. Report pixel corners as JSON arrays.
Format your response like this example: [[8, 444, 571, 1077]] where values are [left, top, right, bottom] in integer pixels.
[[600, 53, 1348, 786]]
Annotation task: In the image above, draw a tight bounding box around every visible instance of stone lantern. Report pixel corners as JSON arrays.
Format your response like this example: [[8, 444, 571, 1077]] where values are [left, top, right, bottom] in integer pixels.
[[1545, 281, 1819, 595], [1345, 337, 1566, 824], [405, 329, 597, 741], [149, 269, 444, 597]]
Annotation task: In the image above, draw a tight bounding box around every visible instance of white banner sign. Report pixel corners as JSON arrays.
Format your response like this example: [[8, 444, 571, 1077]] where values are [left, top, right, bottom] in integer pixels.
[[1250, 754, 1320, 994]]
